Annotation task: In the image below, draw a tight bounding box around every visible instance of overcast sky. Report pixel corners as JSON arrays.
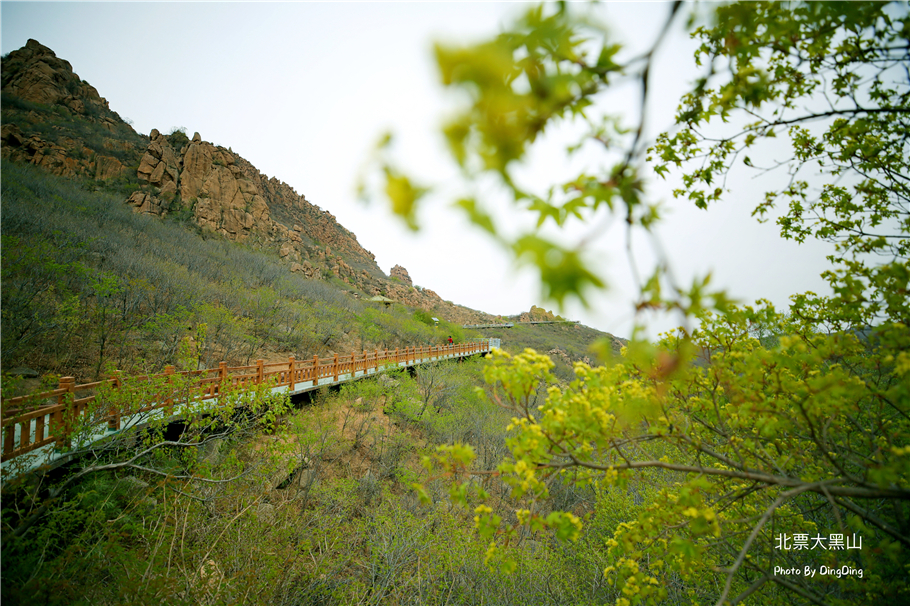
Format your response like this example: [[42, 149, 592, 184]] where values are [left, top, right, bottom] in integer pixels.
[[2, 1, 835, 339]]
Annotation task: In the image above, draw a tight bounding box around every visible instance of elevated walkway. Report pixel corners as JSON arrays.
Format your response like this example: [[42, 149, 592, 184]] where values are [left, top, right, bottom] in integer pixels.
[[1, 340, 493, 480]]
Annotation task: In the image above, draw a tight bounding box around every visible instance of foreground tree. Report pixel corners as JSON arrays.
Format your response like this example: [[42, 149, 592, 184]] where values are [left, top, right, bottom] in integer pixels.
[[389, 2, 909, 604]]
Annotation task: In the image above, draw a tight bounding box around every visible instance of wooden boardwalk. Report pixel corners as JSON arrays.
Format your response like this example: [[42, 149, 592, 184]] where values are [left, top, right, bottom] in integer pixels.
[[1, 341, 492, 478]]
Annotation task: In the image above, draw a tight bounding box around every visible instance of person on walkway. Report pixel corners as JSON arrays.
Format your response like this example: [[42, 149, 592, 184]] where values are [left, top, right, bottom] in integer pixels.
[[447, 336, 453, 345]]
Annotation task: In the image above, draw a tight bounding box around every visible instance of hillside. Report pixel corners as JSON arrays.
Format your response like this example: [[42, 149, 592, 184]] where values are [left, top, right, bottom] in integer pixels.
[[1, 39, 631, 606], [1, 39, 623, 382], [3, 5, 907, 605]]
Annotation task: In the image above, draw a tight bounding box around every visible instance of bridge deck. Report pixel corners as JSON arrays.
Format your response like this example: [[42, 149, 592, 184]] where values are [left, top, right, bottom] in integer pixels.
[[1, 342, 491, 481]]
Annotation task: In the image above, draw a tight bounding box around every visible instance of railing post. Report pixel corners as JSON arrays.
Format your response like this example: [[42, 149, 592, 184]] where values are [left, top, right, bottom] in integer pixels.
[[395, 348, 399, 366], [3, 420, 15, 459], [313, 355, 319, 385], [333, 353, 339, 382], [288, 356, 296, 392], [219, 361, 227, 400], [108, 371, 122, 431], [55, 376, 76, 450], [164, 365, 175, 415], [351, 352, 357, 377], [256, 359, 264, 386]]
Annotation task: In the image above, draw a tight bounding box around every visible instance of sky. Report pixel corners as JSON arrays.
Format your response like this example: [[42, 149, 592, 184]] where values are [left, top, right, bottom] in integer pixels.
[[1, 1, 835, 339]]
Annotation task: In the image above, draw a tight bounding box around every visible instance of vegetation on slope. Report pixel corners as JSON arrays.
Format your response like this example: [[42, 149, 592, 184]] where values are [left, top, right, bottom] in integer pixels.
[[1, 162, 488, 384], [1, 359, 620, 606], [0, 63, 616, 606]]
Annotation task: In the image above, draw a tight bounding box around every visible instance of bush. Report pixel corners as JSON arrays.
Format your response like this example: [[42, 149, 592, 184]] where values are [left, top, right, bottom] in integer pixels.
[[167, 126, 189, 148]]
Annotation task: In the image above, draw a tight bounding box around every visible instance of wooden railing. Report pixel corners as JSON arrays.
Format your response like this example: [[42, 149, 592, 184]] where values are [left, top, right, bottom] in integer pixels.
[[1, 340, 491, 466]]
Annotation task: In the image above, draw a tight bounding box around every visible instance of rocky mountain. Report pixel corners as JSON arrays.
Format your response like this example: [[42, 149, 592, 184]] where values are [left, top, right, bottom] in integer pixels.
[[1, 39, 500, 325], [126, 127, 383, 286]]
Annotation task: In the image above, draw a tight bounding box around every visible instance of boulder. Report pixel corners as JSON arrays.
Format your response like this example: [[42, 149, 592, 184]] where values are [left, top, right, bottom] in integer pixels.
[[127, 191, 168, 216], [93, 155, 124, 180]]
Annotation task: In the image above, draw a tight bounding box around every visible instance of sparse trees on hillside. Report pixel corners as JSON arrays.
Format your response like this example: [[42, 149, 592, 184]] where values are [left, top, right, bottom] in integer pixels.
[[1, 163, 456, 376]]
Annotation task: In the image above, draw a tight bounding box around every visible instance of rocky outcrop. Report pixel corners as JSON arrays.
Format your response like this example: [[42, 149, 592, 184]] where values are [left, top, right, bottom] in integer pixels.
[[1, 40, 144, 180], [180, 137, 271, 240], [1, 39, 111, 115], [390, 265, 412, 286], [137, 129, 180, 199], [129, 126, 384, 268], [129, 129, 276, 241], [126, 191, 169, 215], [0, 121, 130, 180], [94, 154, 125, 180], [381, 282, 443, 309], [519, 305, 562, 323]]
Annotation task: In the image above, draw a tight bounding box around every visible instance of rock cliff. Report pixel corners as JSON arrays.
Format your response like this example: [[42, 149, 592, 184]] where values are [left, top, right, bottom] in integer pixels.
[[128, 127, 387, 287]]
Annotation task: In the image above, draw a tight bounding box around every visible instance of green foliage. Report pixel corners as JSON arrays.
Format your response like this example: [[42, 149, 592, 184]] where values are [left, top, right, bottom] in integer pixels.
[[650, 1, 910, 328], [167, 126, 190, 149], [1, 233, 88, 367], [477, 314, 909, 603], [380, 2, 909, 605], [4, 354, 599, 606], [1, 162, 413, 374], [1, 370, 293, 603], [413, 308, 435, 326]]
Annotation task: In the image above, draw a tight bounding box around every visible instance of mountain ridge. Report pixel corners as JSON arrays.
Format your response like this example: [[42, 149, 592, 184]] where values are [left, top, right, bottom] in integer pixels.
[[1, 39, 508, 326], [2, 39, 625, 383]]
